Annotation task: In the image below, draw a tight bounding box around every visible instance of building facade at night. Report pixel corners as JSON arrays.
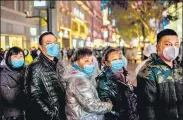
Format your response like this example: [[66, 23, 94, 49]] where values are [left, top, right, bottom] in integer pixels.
[[56, 1, 103, 48], [0, 1, 104, 49], [0, 1, 40, 50]]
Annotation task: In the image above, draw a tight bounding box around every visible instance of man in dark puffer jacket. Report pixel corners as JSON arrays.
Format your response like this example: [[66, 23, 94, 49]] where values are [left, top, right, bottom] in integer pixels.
[[136, 29, 183, 120], [24, 32, 66, 120]]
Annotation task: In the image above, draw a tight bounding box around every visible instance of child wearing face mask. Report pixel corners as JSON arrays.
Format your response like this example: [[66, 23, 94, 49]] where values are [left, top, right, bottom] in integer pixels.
[[1, 47, 26, 120], [96, 47, 139, 120]]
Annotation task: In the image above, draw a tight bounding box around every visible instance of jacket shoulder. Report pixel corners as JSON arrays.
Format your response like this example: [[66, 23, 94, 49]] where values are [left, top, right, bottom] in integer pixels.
[[68, 75, 91, 90], [137, 61, 156, 81], [27, 57, 42, 70]]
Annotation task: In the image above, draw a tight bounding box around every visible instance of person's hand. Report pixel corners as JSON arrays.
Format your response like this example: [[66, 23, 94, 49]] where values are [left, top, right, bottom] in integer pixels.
[[107, 100, 113, 112], [107, 99, 112, 104]]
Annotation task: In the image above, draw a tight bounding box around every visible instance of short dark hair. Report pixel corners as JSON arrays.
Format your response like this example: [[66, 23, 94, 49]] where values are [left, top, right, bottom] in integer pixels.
[[72, 47, 93, 62], [39, 32, 55, 45], [157, 29, 178, 43], [103, 47, 119, 61]]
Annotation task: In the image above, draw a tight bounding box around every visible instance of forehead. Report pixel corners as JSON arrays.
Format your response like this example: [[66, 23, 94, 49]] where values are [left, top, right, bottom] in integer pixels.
[[80, 55, 93, 60], [11, 51, 23, 56], [161, 35, 178, 43], [42, 34, 56, 42], [108, 51, 120, 59]]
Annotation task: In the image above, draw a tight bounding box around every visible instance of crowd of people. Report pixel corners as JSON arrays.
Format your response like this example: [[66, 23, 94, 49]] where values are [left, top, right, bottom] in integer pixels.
[[0, 29, 183, 120]]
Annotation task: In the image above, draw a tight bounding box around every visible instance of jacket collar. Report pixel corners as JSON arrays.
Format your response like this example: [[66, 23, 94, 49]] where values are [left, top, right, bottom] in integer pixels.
[[72, 63, 93, 79], [102, 66, 113, 78], [149, 53, 179, 69], [39, 53, 58, 70]]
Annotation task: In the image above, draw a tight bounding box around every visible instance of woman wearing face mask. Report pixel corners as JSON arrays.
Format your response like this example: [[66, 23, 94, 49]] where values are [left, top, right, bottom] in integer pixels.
[[96, 48, 139, 120], [62, 48, 113, 120], [0, 47, 26, 120]]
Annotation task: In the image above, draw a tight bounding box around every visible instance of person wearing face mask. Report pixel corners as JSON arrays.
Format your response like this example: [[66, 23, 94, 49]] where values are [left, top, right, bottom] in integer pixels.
[[136, 29, 183, 120], [0, 47, 26, 120], [24, 32, 66, 120], [62, 48, 113, 120], [23, 49, 33, 65], [117, 47, 128, 68], [96, 47, 139, 120]]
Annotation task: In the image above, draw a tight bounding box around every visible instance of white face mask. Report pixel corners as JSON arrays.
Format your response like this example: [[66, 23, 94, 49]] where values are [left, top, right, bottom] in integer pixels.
[[163, 46, 179, 61], [24, 50, 28, 56], [37, 50, 41, 55]]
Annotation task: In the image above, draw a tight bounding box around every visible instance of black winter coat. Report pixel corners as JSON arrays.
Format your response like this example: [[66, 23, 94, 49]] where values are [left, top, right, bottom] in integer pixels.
[[24, 53, 66, 120], [136, 54, 183, 120], [0, 63, 25, 119]]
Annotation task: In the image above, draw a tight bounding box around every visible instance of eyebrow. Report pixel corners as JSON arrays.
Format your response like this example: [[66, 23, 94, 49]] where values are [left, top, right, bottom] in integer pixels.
[[165, 41, 179, 43]]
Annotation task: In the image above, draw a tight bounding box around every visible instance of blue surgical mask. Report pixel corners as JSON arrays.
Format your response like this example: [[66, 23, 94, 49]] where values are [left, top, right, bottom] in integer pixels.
[[46, 43, 59, 57], [11, 59, 24, 68], [111, 60, 124, 72], [84, 64, 95, 75]]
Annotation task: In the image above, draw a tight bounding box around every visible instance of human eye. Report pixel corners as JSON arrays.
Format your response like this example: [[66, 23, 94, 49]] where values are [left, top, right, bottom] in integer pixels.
[[165, 43, 172, 46]]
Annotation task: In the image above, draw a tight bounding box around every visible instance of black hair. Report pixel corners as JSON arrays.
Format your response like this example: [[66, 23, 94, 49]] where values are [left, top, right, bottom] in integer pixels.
[[157, 29, 178, 43], [71, 47, 92, 62], [103, 47, 119, 62], [39, 32, 55, 45], [5, 46, 25, 71], [102, 46, 111, 57]]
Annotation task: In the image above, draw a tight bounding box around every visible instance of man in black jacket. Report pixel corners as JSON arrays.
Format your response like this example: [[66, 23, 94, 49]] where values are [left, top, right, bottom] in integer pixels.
[[136, 29, 183, 120], [24, 32, 66, 120]]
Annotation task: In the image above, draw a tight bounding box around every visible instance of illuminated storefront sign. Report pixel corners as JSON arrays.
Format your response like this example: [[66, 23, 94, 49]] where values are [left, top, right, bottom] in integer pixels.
[[102, 8, 110, 25], [59, 29, 70, 39], [112, 19, 116, 26], [71, 19, 88, 39], [73, 8, 84, 20], [30, 27, 37, 36], [34, 1, 46, 7], [103, 30, 108, 38]]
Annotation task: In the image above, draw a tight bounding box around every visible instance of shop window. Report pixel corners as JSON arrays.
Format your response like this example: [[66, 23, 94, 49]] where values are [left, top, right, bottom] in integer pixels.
[[14, 1, 19, 11], [80, 25, 85, 33], [1, 1, 5, 7], [14, 0, 24, 12], [1, 1, 14, 9], [9, 36, 23, 48], [73, 39, 77, 48], [72, 21, 78, 32], [0, 36, 6, 50], [19, 1, 24, 12], [5, 36, 9, 49]]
